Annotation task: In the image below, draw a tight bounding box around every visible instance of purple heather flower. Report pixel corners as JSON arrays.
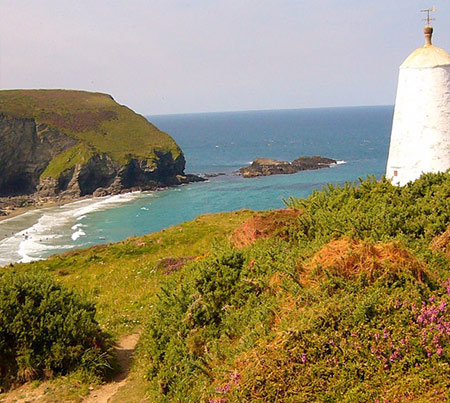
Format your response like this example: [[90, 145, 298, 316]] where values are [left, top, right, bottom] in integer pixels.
[[443, 278, 450, 295], [301, 353, 307, 363], [389, 350, 402, 362], [215, 383, 231, 394], [229, 372, 241, 385]]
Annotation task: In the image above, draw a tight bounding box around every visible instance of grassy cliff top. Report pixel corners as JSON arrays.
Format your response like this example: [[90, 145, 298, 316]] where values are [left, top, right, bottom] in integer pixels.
[[0, 89, 182, 164]]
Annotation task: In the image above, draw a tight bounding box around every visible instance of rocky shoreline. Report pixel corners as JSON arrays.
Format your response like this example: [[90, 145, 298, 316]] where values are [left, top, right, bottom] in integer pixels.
[[0, 173, 204, 221], [239, 156, 337, 178]]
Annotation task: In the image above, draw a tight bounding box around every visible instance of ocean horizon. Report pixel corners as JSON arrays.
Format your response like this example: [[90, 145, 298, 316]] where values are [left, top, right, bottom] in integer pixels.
[[0, 105, 394, 266]]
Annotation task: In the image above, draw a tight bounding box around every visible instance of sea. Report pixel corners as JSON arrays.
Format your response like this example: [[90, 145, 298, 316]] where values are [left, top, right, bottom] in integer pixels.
[[0, 106, 393, 266]]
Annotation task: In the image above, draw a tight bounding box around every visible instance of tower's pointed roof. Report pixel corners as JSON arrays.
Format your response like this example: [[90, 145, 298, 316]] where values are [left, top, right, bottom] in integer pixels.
[[401, 25, 450, 68]]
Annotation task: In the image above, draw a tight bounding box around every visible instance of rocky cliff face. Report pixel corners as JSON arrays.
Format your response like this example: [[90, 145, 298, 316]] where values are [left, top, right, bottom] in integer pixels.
[[34, 149, 188, 199], [0, 115, 78, 196], [0, 90, 197, 202]]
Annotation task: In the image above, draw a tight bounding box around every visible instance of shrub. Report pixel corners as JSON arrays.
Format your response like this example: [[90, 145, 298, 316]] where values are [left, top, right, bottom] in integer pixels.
[[284, 173, 450, 243], [0, 271, 113, 389], [141, 172, 450, 401]]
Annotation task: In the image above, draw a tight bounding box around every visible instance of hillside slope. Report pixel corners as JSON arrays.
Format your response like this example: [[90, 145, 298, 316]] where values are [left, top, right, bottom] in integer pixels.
[[4, 173, 450, 401], [0, 90, 195, 199]]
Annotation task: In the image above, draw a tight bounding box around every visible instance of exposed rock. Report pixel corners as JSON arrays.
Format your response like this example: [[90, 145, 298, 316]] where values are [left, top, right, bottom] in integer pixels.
[[239, 156, 337, 178], [203, 173, 226, 178], [0, 115, 78, 196], [292, 156, 338, 170]]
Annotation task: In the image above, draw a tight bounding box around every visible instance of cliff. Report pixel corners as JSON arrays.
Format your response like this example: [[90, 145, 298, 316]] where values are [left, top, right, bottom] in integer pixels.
[[0, 90, 198, 201]]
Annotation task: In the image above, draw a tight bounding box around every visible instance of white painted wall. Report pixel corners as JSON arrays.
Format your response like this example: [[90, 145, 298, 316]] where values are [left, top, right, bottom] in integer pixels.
[[386, 64, 450, 186]]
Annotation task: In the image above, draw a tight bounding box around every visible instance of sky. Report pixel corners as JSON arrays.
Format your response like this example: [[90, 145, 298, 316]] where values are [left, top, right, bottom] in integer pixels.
[[1, 1, 450, 115]]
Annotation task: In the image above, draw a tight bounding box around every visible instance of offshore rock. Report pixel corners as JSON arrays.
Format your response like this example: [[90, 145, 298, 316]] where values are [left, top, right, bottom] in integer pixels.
[[239, 156, 337, 178]]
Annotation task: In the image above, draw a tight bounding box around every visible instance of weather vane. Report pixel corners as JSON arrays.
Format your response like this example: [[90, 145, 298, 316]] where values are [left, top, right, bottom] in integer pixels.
[[421, 6, 436, 25]]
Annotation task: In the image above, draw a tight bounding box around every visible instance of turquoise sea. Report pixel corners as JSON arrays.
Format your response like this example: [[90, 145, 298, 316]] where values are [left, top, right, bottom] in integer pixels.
[[0, 106, 393, 265]]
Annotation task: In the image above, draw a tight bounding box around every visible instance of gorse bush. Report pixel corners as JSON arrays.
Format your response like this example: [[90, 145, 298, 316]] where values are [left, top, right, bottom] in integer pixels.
[[284, 173, 450, 243], [0, 271, 114, 388], [140, 172, 450, 402], [142, 248, 252, 398]]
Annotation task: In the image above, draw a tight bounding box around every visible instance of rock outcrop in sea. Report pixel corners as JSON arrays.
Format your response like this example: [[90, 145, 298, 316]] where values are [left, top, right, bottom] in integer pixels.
[[239, 156, 337, 178]]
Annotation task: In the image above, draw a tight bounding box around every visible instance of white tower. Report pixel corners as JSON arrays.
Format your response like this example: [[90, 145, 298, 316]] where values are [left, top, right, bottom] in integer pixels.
[[386, 24, 450, 186]]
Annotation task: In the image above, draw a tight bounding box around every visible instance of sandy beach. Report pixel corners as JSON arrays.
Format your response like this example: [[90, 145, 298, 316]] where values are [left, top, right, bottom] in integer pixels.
[[0, 197, 83, 223]]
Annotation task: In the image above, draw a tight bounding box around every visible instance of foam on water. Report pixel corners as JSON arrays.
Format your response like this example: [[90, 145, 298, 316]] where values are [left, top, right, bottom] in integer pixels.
[[71, 229, 86, 241], [0, 191, 145, 266]]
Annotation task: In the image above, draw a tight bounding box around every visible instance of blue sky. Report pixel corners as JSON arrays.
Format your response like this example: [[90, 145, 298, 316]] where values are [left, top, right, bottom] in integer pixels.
[[1, 1, 449, 114]]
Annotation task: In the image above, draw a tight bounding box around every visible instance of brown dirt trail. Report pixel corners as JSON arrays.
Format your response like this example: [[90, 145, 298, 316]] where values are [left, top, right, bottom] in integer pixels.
[[0, 333, 140, 403], [83, 333, 140, 403]]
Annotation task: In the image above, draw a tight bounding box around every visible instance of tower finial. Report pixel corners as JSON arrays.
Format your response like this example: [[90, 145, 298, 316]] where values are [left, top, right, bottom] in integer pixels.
[[421, 6, 436, 46], [424, 25, 433, 46]]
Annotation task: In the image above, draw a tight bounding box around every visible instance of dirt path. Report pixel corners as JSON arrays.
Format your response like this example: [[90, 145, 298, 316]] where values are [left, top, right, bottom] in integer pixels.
[[0, 333, 140, 403], [83, 333, 140, 403]]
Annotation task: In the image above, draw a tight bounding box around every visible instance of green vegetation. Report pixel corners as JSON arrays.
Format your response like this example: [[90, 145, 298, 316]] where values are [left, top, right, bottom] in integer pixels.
[[0, 210, 254, 401], [0, 89, 182, 175], [0, 271, 113, 390], [4, 173, 450, 401], [41, 143, 94, 178], [137, 173, 450, 402]]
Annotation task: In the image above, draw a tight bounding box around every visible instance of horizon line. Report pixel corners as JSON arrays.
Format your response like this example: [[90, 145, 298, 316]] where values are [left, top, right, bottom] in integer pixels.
[[146, 104, 394, 117]]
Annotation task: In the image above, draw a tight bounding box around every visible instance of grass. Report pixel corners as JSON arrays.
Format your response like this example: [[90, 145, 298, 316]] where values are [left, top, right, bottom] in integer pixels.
[[41, 143, 94, 178], [0, 89, 182, 177], [9, 209, 256, 338]]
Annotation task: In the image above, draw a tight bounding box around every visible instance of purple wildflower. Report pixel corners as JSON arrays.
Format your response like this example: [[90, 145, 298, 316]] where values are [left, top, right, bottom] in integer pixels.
[[443, 278, 450, 296], [229, 372, 241, 385], [389, 350, 402, 362]]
